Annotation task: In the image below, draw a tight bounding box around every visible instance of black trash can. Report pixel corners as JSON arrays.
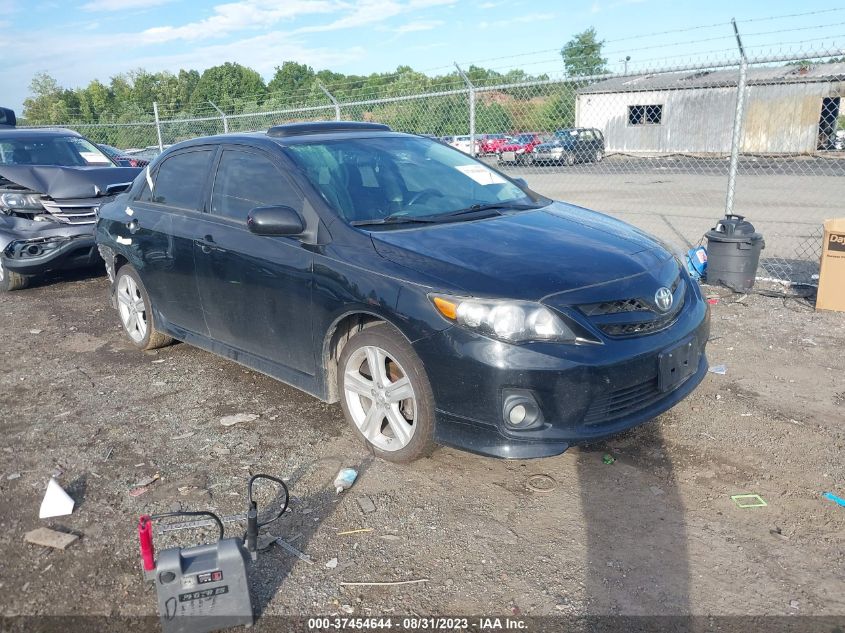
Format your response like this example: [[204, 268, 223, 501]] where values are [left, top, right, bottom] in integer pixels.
[[705, 214, 765, 292]]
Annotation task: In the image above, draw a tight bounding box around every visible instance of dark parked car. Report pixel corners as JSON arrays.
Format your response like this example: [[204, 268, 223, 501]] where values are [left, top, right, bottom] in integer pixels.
[[0, 127, 141, 291], [96, 121, 709, 462], [98, 144, 150, 168], [532, 128, 605, 165]]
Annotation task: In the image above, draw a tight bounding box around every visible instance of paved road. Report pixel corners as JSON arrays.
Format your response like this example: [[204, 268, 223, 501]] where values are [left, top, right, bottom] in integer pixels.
[[479, 154, 844, 281]]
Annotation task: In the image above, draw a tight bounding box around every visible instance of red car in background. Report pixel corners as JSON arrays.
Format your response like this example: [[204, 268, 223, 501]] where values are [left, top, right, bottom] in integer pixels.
[[97, 144, 150, 168], [497, 133, 546, 164], [478, 133, 512, 155]]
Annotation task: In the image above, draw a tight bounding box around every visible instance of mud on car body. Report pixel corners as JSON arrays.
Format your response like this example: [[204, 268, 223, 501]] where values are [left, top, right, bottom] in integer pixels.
[[0, 126, 140, 291]]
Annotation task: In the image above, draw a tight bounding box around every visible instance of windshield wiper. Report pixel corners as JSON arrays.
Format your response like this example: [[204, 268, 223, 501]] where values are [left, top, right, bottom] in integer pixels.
[[432, 202, 543, 219], [350, 213, 441, 227]]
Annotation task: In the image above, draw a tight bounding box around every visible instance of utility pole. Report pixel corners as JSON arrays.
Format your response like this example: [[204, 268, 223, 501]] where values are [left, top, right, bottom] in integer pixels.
[[152, 101, 164, 152], [725, 18, 747, 216], [318, 82, 341, 121], [454, 63, 476, 156], [208, 101, 229, 134]]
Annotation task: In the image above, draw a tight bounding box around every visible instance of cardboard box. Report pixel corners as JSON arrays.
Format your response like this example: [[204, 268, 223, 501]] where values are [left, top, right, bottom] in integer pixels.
[[816, 218, 845, 312]]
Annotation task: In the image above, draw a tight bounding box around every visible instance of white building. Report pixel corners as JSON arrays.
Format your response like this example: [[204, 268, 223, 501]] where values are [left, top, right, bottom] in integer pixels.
[[575, 63, 845, 155]]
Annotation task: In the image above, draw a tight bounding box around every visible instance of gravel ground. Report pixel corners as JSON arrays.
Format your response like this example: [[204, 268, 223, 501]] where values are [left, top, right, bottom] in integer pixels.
[[0, 268, 843, 621]]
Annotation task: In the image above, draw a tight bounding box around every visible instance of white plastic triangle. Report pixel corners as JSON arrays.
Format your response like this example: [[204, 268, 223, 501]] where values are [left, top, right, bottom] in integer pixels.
[[39, 477, 75, 519]]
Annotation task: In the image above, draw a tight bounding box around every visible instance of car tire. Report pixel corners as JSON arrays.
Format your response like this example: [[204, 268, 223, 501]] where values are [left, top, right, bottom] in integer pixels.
[[595, 150, 604, 163], [0, 259, 30, 292], [565, 152, 575, 166], [338, 323, 435, 463], [113, 264, 172, 350]]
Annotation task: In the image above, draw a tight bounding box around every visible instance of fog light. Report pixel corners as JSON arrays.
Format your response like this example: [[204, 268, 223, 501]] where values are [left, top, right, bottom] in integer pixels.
[[502, 389, 544, 430], [508, 404, 527, 425]]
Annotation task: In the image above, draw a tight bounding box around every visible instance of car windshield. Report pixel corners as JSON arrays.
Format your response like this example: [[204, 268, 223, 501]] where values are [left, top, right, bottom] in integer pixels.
[[0, 136, 113, 166], [285, 135, 540, 226]]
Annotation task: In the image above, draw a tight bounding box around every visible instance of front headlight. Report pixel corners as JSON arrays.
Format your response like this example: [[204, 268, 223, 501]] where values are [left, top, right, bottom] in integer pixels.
[[430, 294, 579, 343], [0, 192, 43, 210]]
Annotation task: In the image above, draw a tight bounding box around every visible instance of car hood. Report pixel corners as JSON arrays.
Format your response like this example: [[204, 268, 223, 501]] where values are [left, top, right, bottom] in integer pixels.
[[536, 141, 573, 150], [500, 143, 528, 151], [0, 165, 141, 199], [371, 201, 673, 300]]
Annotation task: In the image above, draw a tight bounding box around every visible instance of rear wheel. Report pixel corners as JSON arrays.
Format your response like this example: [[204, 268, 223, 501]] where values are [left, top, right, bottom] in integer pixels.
[[594, 149, 604, 163], [339, 324, 435, 463], [114, 264, 172, 350], [0, 259, 30, 292]]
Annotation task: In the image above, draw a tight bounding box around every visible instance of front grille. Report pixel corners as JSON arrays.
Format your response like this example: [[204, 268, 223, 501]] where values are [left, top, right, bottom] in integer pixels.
[[600, 290, 686, 336], [583, 378, 662, 426], [577, 270, 686, 338], [579, 297, 651, 316], [40, 199, 99, 225]]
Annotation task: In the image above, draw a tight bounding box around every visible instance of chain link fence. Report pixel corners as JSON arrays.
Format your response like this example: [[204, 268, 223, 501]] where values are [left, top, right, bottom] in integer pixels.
[[34, 48, 845, 284]]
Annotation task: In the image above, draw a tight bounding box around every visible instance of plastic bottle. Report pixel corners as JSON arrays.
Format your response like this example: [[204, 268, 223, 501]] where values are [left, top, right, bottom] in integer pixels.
[[333, 468, 358, 494]]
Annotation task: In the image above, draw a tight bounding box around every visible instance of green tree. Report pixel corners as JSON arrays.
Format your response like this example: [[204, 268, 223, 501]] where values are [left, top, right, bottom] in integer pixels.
[[22, 72, 65, 123], [190, 62, 266, 113], [560, 27, 607, 77], [268, 61, 316, 98]]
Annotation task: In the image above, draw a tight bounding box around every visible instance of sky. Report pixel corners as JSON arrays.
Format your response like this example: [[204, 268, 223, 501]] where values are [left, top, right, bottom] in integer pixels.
[[2, 0, 845, 114]]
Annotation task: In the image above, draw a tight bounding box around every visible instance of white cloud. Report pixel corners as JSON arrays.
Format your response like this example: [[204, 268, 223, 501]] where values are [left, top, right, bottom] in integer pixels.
[[82, 0, 175, 11], [141, 0, 339, 43], [295, 0, 454, 34]]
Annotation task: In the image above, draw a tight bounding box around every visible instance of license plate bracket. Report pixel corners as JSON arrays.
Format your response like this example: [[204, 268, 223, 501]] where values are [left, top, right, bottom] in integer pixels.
[[658, 337, 699, 392]]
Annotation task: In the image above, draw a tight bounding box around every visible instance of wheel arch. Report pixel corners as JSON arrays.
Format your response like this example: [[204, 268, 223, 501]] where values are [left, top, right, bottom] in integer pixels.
[[321, 309, 415, 403]]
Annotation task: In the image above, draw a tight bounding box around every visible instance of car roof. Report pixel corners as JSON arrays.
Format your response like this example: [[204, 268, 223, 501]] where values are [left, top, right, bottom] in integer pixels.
[[0, 127, 83, 139], [160, 121, 414, 155]]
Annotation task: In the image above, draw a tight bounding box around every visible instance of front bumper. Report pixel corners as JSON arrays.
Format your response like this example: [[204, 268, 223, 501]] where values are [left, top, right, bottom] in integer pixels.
[[413, 296, 710, 459], [2, 235, 100, 275]]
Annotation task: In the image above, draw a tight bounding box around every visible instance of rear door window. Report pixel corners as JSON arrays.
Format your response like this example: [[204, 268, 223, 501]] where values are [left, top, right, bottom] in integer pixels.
[[210, 149, 301, 221], [151, 149, 214, 210]]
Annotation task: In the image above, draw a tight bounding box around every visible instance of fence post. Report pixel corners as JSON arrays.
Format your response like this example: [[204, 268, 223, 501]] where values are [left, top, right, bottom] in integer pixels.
[[725, 18, 747, 217], [318, 82, 341, 121], [208, 101, 229, 133], [455, 63, 476, 156], [152, 101, 164, 152]]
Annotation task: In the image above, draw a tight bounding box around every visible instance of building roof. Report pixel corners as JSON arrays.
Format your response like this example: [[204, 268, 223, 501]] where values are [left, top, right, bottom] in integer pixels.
[[577, 62, 845, 95]]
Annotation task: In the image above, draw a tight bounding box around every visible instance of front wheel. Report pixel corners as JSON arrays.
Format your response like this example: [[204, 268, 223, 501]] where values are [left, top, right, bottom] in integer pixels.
[[338, 324, 435, 463], [114, 264, 172, 350], [0, 258, 30, 292], [565, 152, 576, 167]]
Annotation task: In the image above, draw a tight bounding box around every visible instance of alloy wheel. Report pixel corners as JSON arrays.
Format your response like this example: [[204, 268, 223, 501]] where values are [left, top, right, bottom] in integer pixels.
[[343, 345, 417, 452], [116, 273, 148, 343], [0, 258, 5, 282]]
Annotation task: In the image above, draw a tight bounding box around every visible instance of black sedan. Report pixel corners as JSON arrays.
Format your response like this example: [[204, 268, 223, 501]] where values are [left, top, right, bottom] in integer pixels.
[[96, 122, 709, 462]]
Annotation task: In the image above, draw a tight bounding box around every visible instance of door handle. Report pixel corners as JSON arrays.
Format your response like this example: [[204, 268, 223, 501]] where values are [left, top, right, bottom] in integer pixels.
[[126, 219, 140, 234], [196, 235, 215, 254]]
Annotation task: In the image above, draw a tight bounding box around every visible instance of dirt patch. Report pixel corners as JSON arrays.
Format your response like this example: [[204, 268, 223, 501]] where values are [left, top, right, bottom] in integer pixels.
[[0, 271, 843, 619]]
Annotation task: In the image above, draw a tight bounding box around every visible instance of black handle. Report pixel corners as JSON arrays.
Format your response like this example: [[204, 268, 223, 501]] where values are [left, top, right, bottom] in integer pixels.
[[197, 234, 215, 254]]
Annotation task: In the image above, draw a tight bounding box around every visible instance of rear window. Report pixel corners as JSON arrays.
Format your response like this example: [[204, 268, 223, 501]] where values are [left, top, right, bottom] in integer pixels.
[[151, 149, 214, 210]]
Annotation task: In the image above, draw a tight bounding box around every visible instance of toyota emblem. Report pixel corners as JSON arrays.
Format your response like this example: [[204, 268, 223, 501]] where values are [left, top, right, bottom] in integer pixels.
[[655, 287, 673, 312]]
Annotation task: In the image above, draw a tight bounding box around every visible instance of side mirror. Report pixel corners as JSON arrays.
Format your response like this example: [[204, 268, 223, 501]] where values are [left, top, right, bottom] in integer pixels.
[[513, 177, 529, 189], [247, 205, 304, 236], [0, 107, 16, 127]]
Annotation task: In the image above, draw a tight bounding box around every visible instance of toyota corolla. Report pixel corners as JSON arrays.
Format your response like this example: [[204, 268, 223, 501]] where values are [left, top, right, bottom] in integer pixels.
[[96, 121, 709, 463]]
